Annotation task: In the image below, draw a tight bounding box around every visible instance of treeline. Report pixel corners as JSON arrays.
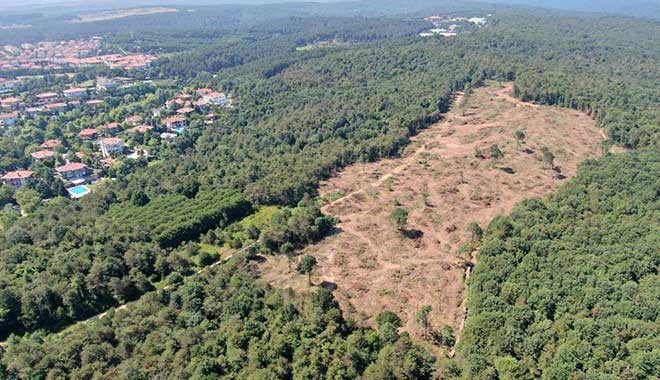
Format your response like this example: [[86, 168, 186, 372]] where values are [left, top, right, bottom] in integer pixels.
[[459, 148, 660, 378], [0, 255, 436, 379], [0, 190, 251, 338]]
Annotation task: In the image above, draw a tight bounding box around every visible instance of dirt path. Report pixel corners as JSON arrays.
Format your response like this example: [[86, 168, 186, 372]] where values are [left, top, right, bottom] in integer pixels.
[[260, 82, 606, 343]]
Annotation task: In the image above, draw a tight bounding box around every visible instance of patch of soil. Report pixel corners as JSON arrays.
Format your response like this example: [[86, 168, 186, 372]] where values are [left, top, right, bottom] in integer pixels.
[[258, 82, 606, 344]]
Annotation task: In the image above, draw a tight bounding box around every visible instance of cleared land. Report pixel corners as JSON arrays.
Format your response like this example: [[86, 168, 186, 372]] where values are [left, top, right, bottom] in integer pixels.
[[74, 7, 178, 23], [259, 82, 606, 341]]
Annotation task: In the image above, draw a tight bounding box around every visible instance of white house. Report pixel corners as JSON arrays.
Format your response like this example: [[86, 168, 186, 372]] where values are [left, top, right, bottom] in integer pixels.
[[0, 111, 18, 127], [163, 115, 187, 133], [99, 137, 125, 157], [63, 87, 87, 99]]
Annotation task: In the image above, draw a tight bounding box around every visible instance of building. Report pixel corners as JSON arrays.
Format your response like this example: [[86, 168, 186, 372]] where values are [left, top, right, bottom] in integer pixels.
[[55, 162, 90, 180], [31, 150, 55, 161], [36, 92, 58, 104], [202, 91, 232, 107], [101, 122, 121, 135], [0, 111, 18, 127], [63, 87, 87, 99], [99, 137, 125, 157], [40, 139, 62, 150], [163, 115, 187, 133], [176, 107, 194, 115], [126, 124, 153, 135], [96, 77, 118, 91], [79, 128, 98, 140], [1, 96, 21, 110], [126, 115, 143, 126], [45, 102, 67, 113], [2, 170, 33, 188], [86, 99, 104, 106]]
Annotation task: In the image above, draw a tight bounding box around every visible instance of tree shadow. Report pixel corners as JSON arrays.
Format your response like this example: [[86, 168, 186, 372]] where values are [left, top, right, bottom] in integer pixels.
[[402, 229, 424, 240], [319, 281, 338, 291], [523, 148, 535, 154], [499, 167, 516, 174]]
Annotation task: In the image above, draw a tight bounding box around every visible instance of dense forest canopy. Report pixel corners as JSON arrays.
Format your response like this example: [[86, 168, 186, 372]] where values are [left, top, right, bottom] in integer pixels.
[[0, 1, 658, 378]]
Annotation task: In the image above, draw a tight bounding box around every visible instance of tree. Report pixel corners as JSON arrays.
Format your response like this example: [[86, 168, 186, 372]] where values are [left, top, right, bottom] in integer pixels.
[[467, 222, 483, 243], [132, 190, 150, 206], [389, 207, 408, 232], [514, 130, 526, 149], [541, 147, 555, 169], [297, 255, 318, 286], [15, 188, 42, 214], [416, 305, 432, 339], [489, 144, 504, 160]]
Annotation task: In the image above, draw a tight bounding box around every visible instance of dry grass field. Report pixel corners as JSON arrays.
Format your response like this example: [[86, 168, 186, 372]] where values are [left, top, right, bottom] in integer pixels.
[[258, 82, 606, 343]]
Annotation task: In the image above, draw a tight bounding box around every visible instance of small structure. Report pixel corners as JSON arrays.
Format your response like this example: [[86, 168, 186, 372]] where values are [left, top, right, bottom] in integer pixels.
[[101, 122, 121, 135], [100, 157, 116, 167], [55, 162, 90, 181], [31, 150, 55, 161], [40, 139, 62, 150], [202, 91, 232, 107], [63, 87, 87, 99], [36, 92, 58, 104], [2, 170, 33, 188], [126, 115, 143, 126], [176, 107, 194, 115], [86, 99, 104, 106], [79, 128, 98, 140], [126, 124, 153, 135], [45, 102, 67, 113], [160, 132, 177, 141], [99, 137, 125, 157], [0, 111, 18, 127], [163, 115, 187, 133], [1, 96, 21, 109]]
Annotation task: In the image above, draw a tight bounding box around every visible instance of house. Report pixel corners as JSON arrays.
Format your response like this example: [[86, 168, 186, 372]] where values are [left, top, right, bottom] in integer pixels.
[[176, 107, 194, 115], [1, 96, 21, 110], [100, 157, 116, 167], [45, 102, 67, 113], [0, 111, 18, 127], [55, 162, 90, 180], [63, 87, 87, 99], [2, 170, 33, 188], [31, 150, 55, 161], [96, 77, 118, 91], [40, 139, 62, 150], [163, 115, 187, 133], [86, 99, 104, 106], [99, 137, 125, 157], [160, 132, 177, 141], [126, 124, 153, 135], [126, 115, 143, 126], [36, 92, 58, 104], [79, 128, 98, 140], [203, 91, 232, 107], [101, 122, 120, 135]]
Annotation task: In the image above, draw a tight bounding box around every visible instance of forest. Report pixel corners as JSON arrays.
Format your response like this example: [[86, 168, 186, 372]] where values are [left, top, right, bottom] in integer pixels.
[[0, 1, 658, 379]]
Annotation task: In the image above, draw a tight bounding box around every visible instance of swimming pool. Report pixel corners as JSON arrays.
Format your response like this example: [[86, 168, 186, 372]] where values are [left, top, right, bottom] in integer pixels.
[[68, 185, 91, 199], [174, 126, 186, 134]]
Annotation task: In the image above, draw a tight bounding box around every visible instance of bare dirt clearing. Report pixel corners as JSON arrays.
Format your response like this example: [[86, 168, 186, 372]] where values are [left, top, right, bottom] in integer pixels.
[[259, 82, 605, 342]]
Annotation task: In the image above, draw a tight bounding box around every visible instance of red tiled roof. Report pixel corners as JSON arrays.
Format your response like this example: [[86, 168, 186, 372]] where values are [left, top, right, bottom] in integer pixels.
[[31, 150, 55, 159], [79, 128, 98, 137], [41, 139, 61, 149], [163, 115, 186, 124], [63, 87, 86, 93], [101, 137, 124, 145], [176, 107, 194, 114], [127, 124, 153, 133], [2, 170, 33, 180], [56, 162, 88, 172], [102, 122, 120, 129], [36, 92, 58, 99]]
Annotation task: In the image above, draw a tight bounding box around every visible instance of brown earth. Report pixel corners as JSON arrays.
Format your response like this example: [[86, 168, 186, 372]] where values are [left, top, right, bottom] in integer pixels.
[[258, 82, 606, 343]]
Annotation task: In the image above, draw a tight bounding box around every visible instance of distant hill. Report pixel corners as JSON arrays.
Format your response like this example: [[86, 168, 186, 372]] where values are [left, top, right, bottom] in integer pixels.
[[482, 0, 660, 18]]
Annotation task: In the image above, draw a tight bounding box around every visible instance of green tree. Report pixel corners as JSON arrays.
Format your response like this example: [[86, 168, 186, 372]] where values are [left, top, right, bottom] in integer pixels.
[[389, 207, 408, 232], [416, 305, 432, 339], [297, 255, 318, 286], [15, 188, 42, 214], [514, 130, 526, 149], [490, 144, 504, 160], [541, 147, 555, 169]]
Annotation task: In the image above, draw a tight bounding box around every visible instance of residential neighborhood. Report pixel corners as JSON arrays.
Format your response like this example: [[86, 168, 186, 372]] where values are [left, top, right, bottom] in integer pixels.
[[0, 60, 234, 204]]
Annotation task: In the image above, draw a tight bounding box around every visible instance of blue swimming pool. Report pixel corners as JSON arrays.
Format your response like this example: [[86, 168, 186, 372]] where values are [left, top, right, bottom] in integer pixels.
[[68, 185, 91, 198], [175, 126, 186, 134]]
